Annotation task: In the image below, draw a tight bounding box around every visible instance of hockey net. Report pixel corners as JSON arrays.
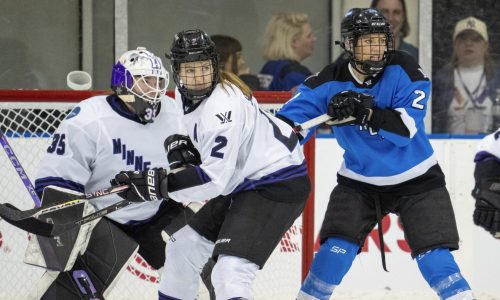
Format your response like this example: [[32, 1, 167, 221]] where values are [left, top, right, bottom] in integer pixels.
[[0, 90, 314, 300]]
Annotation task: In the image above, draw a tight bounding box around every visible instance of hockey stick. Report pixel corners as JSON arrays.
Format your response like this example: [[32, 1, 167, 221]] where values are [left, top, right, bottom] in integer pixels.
[[292, 114, 356, 133], [0, 184, 130, 221], [0, 197, 133, 237], [0, 129, 42, 207]]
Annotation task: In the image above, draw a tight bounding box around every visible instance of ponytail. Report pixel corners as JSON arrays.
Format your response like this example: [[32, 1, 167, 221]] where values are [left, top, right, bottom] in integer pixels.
[[219, 71, 253, 99]]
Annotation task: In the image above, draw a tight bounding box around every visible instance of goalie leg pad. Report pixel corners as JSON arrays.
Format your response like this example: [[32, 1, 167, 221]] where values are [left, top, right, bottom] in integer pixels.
[[416, 248, 472, 299], [24, 185, 97, 271], [211, 255, 259, 300], [158, 225, 214, 300], [41, 217, 139, 299], [298, 237, 358, 300]]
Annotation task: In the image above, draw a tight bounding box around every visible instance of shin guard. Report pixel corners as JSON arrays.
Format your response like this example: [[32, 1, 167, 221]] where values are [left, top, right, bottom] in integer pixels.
[[416, 248, 472, 300], [298, 237, 359, 300]]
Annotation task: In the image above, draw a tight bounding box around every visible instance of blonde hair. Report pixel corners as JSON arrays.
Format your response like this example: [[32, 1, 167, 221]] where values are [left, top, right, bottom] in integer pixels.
[[219, 71, 252, 99], [262, 12, 310, 61]]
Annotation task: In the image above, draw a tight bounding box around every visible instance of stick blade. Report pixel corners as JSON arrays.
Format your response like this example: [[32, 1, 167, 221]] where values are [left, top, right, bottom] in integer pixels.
[[0, 204, 55, 237]]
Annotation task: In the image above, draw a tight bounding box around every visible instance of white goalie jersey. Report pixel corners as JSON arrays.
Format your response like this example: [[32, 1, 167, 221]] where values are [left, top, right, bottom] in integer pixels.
[[35, 94, 186, 224], [475, 129, 500, 161], [168, 83, 306, 203]]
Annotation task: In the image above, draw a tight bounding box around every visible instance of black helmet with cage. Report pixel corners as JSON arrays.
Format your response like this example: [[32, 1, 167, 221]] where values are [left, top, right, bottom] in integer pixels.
[[338, 8, 394, 75], [167, 29, 219, 107]]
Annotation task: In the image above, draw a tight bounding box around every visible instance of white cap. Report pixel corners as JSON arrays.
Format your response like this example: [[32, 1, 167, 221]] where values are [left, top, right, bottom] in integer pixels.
[[67, 71, 92, 90], [453, 16, 488, 42]]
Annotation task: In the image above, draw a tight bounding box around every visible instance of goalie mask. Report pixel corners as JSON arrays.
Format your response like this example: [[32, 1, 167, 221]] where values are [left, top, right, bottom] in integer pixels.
[[338, 8, 394, 75], [167, 29, 219, 107], [111, 47, 168, 123]]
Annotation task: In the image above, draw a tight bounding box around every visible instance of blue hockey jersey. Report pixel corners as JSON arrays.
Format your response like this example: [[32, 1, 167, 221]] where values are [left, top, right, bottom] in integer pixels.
[[278, 51, 439, 186]]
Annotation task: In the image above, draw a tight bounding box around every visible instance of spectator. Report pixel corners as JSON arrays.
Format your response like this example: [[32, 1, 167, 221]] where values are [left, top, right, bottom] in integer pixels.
[[371, 0, 418, 61], [258, 12, 316, 92], [211, 34, 262, 90], [432, 16, 500, 134]]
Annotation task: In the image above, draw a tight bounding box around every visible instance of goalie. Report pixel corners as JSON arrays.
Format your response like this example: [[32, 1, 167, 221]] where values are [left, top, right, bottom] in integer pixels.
[[30, 47, 199, 299], [472, 129, 500, 238]]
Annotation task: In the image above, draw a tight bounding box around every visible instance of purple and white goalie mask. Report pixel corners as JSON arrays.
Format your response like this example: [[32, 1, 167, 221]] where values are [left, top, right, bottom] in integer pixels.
[[111, 47, 169, 123]]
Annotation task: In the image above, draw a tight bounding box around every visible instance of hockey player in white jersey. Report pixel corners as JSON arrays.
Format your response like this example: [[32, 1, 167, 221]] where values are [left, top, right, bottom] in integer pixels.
[[33, 47, 198, 299], [472, 129, 500, 238], [113, 29, 311, 300]]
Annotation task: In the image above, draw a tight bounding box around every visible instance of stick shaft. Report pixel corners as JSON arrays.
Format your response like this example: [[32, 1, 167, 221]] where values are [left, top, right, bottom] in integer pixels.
[[0, 130, 41, 206], [0, 184, 129, 221], [293, 114, 355, 132]]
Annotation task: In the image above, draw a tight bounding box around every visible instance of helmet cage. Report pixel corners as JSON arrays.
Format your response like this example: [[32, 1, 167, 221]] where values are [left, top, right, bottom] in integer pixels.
[[340, 8, 394, 75], [111, 48, 168, 122], [168, 30, 220, 105]]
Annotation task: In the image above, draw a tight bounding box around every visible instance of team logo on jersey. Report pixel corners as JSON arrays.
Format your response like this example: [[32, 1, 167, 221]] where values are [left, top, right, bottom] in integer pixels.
[[65, 107, 81, 119], [112, 138, 151, 171], [215, 111, 232, 124]]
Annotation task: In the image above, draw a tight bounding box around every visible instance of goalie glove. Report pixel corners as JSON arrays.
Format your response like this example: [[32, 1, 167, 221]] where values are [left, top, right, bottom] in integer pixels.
[[327, 90, 374, 126], [164, 134, 202, 170], [472, 178, 500, 238], [111, 168, 168, 202]]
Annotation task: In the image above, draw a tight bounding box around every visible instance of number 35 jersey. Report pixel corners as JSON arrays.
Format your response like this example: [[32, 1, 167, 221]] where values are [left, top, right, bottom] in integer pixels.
[[168, 83, 306, 203], [35, 94, 186, 224]]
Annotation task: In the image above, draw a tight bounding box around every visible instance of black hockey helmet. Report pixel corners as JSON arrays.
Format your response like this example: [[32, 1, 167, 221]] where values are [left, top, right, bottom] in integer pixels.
[[166, 29, 219, 105], [338, 8, 394, 75]]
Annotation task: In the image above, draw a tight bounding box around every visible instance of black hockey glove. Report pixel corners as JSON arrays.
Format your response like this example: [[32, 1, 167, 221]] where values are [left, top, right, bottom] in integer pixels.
[[111, 168, 168, 202], [164, 134, 202, 170], [472, 178, 500, 238], [327, 90, 374, 126]]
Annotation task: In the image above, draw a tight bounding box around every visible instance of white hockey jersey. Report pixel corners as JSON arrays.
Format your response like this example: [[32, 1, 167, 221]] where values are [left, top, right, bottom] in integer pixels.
[[35, 94, 186, 224], [474, 129, 500, 162], [168, 83, 306, 203]]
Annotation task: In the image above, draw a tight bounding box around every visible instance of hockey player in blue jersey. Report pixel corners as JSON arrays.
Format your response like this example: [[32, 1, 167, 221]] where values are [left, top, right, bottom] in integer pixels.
[[276, 8, 474, 300]]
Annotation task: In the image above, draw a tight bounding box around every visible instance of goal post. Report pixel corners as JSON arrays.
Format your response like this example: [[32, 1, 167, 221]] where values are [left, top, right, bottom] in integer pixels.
[[0, 90, 315, 299]]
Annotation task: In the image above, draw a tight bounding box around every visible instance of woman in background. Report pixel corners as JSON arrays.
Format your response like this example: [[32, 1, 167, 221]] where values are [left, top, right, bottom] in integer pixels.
[[371, 0, 418, 61], [258, 12, 316, 92], [211, 34, 261, 90], [433, 16, 500, 134]]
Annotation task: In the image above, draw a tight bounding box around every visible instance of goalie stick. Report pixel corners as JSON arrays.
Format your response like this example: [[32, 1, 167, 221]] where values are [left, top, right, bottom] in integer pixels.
[[0, 129, 42, 207], [292, 114, 356, 133], [1, 198, 133, 237], [0, 127, 136, 237], [0, 184, 130, 221]]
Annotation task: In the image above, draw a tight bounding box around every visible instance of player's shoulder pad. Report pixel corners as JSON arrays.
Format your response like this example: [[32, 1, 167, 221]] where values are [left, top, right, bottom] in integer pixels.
[[160, 94, 183, 114], [203, 84, 242, 127], [64, 95, 107, 125], [303, 59, 351, 90], [387, 51, 429, 82]]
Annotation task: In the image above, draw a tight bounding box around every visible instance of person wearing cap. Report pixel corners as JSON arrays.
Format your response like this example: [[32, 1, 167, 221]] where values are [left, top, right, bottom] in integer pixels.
[[432, 16, 500, 134]]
